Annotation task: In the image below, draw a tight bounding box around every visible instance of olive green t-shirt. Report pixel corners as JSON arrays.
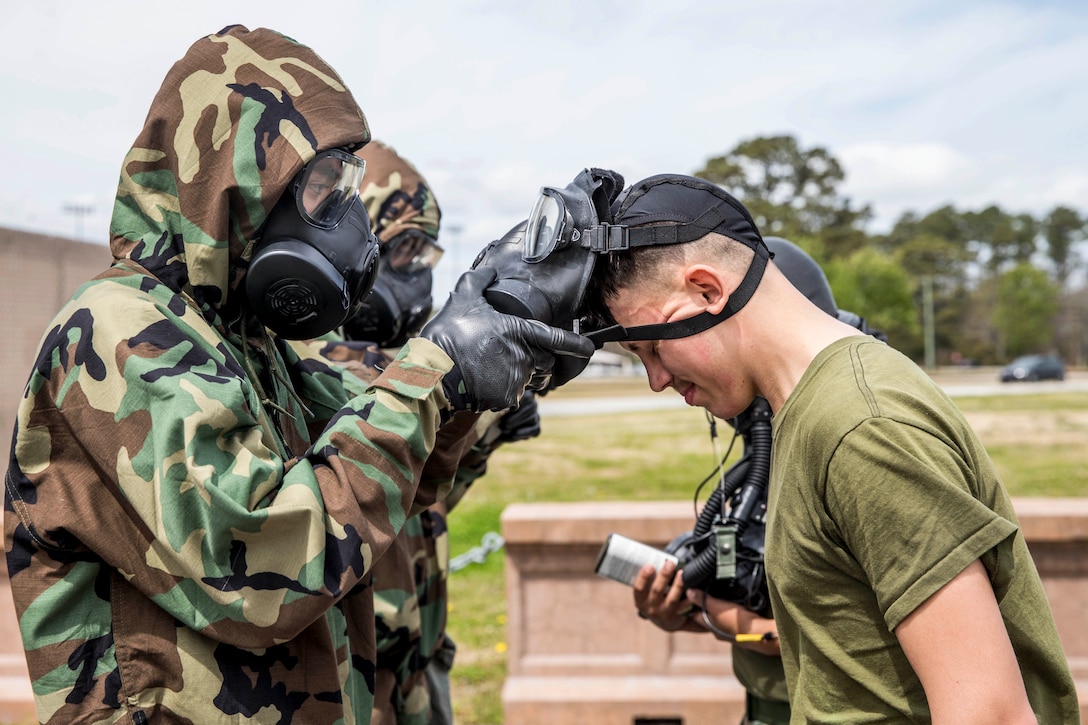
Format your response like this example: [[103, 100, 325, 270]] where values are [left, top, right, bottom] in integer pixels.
[[766, 337, 1079, 723], [732, 646, 789, 703]]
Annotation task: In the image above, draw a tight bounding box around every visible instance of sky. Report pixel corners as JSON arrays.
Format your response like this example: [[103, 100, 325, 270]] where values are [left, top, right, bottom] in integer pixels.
[[2, 0, 1087, 302]]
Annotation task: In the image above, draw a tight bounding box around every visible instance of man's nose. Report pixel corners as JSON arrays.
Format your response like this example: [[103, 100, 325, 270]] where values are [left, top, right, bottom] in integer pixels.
[[645, 361, 672, 393]]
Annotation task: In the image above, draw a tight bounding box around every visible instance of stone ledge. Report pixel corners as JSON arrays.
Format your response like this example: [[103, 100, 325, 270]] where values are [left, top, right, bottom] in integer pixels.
[[1012, 497, 1088, 540], [501, 497, 1088, 544], [502, 499, 1088, 725], [501, 500, 701, 545], [503, 675, 745, 725]]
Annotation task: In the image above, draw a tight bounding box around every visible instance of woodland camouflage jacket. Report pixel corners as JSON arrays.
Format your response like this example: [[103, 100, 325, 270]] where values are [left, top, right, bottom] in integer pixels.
[[353, 138, 538, 723], [4, 26, 470, 725]]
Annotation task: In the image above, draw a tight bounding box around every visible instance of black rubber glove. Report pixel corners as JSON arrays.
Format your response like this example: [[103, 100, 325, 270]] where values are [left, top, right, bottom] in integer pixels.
[[421, 267, 594, 412], [497, 391, 542, 443]]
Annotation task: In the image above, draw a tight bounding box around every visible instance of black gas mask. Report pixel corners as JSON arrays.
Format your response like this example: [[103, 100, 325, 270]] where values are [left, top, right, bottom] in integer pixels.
[[246, 148, 379, 340], [342, 230, 443, 348], [476, 172, 772, 351], [477, 167, 625, 326], [469, 168, 624, 389]]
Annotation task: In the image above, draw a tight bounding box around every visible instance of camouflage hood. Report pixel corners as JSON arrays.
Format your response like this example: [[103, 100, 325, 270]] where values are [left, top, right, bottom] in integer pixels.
[[357, 139, 441, 245], [108, 24, 371, 328]]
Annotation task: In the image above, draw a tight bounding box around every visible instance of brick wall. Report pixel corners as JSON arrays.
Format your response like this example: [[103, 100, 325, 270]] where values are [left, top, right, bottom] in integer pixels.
[[0, 228, 113, 444]]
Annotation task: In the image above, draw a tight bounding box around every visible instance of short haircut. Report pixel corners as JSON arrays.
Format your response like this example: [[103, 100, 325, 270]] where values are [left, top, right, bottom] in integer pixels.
[[582, 231, 753, 328]]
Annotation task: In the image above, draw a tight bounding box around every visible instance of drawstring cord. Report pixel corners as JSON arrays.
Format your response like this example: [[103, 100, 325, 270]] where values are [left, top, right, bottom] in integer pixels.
[[258, 323, 313, 420], [239, 315, 295, 460]]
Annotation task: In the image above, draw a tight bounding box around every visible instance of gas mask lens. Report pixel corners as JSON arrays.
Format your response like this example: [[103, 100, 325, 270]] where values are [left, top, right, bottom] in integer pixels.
[[296, 149, 367, 229], [384, 231, 444, 274], [524, 189, 569, 262]]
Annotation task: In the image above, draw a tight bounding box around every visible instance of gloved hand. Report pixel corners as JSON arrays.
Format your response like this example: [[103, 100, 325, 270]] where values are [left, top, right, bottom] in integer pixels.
[[497, 391, 542, 443], [472, 221, 595, 394], [421, 267, 594, 412]]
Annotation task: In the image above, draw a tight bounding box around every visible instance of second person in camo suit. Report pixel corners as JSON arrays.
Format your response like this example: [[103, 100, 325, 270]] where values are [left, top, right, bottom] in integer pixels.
[[305, 139, 542, 724]]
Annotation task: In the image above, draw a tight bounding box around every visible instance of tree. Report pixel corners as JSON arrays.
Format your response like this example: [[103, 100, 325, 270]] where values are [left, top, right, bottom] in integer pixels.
[[991, 263, 1061, 359], [890, 230, 973, 294], [1041, 206, 1086, 288], [825, 248, 920, 355], [693, 135, 1088, 364], [878, 212, 977, 363], [879, 206, 976, 291], [962, 206, 1038, 276], [694, 135, 871, 257]]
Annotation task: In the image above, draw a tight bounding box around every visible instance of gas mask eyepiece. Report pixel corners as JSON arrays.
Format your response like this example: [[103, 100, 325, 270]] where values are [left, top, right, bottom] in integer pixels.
[[294, 149, 367, 228], [384, 230, 444, 274], [343, 231, 439, 349], [524, 188, 578, 262]]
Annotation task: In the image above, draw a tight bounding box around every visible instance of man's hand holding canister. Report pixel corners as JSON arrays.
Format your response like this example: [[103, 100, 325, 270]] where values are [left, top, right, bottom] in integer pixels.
[[633, 560, 696, 632]]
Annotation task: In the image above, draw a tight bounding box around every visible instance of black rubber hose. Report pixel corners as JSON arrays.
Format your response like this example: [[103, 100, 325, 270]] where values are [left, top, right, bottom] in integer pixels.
[[693, 457, 750, 539]]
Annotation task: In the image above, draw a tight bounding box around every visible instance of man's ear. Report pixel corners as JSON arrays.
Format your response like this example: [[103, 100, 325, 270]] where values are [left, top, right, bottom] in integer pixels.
[[684, 265, 730, 314]]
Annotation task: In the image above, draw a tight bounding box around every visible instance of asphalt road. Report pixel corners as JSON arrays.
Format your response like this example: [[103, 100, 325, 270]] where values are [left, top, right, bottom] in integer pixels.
[[537, 368, 1088, 418]]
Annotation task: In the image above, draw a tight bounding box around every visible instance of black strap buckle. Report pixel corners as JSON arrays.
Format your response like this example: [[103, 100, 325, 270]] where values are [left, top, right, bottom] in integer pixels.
[[585, 223, 629, 253]]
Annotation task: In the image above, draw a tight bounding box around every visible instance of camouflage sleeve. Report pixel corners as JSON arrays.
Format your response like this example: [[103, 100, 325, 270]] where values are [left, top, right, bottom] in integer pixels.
[[7, 278, 457, 648], [287, 338, 386, 400], [298, 337, 487, 518]]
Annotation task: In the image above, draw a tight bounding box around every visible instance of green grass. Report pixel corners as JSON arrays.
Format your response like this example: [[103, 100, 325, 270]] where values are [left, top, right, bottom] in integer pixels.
[[953, 392, 1088, 413], [444, 389, 1088, 724], [954, 393, 1088, 496]]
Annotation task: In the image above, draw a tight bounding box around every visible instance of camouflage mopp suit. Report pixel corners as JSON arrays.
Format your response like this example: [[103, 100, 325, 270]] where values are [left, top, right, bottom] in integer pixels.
[[352, 140, 455, 725], [5, 26, 481, 725]]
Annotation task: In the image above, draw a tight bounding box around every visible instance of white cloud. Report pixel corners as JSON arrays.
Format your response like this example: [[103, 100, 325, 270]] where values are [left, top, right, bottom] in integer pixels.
[[2, 0, 1087, 275], [839, 141, 1088, 232], [838, 142, 973, 229]]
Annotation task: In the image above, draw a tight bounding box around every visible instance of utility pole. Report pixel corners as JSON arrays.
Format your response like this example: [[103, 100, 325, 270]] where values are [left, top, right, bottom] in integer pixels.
[[63, 203, 94, 240], [922, 275, 936, 370], [445, 224, 463, 292]]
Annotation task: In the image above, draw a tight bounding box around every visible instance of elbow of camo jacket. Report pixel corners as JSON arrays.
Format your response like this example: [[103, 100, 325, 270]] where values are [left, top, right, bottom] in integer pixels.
[[4, 264, 463, 724]]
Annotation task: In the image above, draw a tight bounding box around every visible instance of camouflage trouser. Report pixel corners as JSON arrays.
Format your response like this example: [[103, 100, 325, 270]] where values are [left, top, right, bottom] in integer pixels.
[[742, 691, 791, 725], [424, 633, 457, 725]]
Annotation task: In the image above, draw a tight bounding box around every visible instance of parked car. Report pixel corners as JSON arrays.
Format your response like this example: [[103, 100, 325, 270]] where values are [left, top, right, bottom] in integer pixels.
[[999, 354, 1065, 383]]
